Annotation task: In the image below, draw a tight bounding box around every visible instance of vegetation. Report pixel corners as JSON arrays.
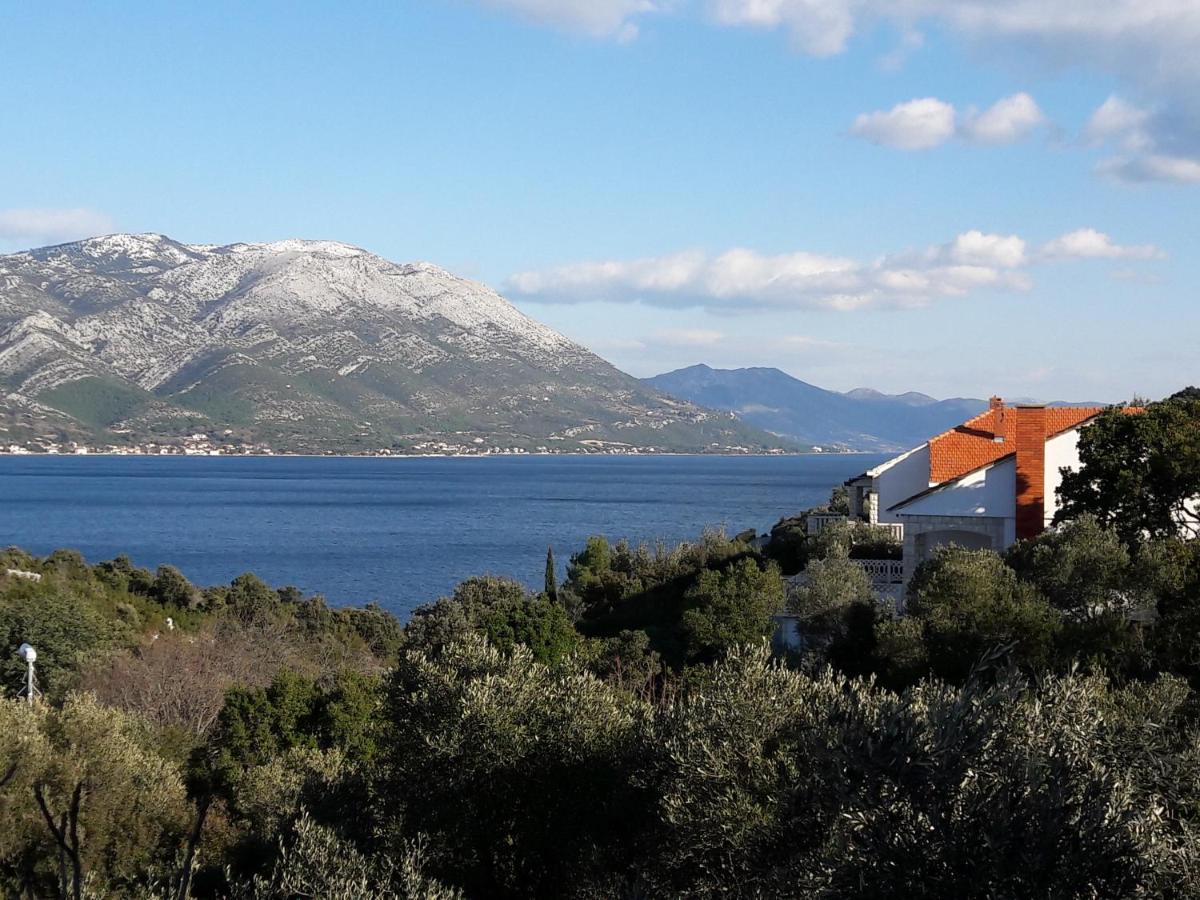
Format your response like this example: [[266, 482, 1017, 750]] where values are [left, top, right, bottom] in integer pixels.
[[0, 388, 1197, 897]]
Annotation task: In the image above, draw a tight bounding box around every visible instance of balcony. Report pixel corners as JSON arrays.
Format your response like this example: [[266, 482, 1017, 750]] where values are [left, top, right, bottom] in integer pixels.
[[806, 513, 849, 535], [806, 513, 903, 543], [852, 558, 904, 583]]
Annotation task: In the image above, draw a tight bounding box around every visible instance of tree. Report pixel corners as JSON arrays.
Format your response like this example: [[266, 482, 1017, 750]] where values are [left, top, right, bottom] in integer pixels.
[[905, 548, 1061, 683], [227, 573, 282, 625], [1, 694, 189, 899], [403, 577, 578, 665], [377, 636, 649, 898], [339, 603, 404, 659], [680, 558, 784, 662], [1007, 515, 1132, 621], [153, 564, 201, 610], [475, 596, 578, 664], [787, 553, 875, 626], [1141, 538, 1200, 684], [232, 808, 462, 900], [544, 547, 558, 604], [650, 645, 1168, 898], [0, 579, 118, 698], [1056, 394, 1200, 546]]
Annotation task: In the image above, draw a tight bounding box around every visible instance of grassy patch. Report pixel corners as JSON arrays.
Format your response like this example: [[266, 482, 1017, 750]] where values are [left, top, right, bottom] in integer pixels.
[[40, 376, 156, 428]]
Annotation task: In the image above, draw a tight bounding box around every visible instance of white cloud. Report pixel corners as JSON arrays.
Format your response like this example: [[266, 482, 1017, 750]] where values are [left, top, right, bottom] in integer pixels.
[[708, 0, 857, 55], [942, 230, 1027, 268], [475, 0, 666, 40], [1085, 95, 1152, 147], [851, 93, 1046, 150], [1080, 95, 1200, 184], [1097, 152, 1200, 185], [848, 98, 956, 150], [653, 328, 725, 346], [960, 93, 1046, 145], [509, 227, 1163, 312], [475, 0, 1200, 181], [710, 1, 1200, 180], [0, 208, 114, 248], [705, 0, 1200, 84], [1040, 228, 1165, 260]]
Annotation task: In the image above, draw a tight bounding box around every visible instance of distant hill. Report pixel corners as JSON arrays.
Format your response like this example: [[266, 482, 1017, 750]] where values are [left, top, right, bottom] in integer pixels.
[[644, 365, 990, 451], [0, 235, 790, 455]]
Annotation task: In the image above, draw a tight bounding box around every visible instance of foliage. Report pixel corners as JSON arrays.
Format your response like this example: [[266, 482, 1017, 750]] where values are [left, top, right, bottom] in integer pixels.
[[0, 578, 121, 699], [4, 452, 1200, 900], [0, 693, 188, 899], [225, 573, 283, 625], [152, 564, 202, 610], [592, 629, 663, 693], [1057, 393, 1200, 546], [564, 531, 774, 666], [231, 808, 462, 900], [403, 576, 579, 665], [787, 552, 875, 627], [764, 503, 901, 577], [543, 546, 558, 604], [377, 636, 650, 898], [811, 518, 902, 562], [1007, 515, 1132, 620], [1144, 538, 1200, 685], [680, 558, 784, 662], [905, 547, 1061, 683]]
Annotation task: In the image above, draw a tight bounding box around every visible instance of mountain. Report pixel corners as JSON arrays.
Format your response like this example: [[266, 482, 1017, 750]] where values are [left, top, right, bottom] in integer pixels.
[[0, 235, 789, 454], [644, 365, 989, 451]]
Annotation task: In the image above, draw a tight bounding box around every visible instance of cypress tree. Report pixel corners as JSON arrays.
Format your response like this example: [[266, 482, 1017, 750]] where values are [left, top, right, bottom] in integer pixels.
[[544, 546, 558, 603]]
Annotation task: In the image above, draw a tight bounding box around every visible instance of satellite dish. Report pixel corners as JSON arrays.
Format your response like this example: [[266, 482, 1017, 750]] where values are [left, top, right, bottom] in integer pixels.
[[17, 643, 36, 662]]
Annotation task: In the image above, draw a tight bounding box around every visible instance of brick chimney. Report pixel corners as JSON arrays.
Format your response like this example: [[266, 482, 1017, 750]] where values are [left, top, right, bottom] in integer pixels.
[[1014, 405, 1047, 540], [989, 396, 1006, 443]]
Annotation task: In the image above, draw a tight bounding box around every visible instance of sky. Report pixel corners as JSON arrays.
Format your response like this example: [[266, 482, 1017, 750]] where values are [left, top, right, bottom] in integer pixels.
[[1, 1, 1196, 401]]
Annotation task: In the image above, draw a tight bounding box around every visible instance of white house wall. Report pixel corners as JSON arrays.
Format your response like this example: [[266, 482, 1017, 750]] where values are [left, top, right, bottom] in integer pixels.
[[874, 444, 931, 525], [898, 457, 1017, 520], [1044, 427, 1084, 528]]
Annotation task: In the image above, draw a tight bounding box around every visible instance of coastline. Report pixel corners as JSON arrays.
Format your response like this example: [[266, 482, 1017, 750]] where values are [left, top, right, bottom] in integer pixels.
[[0, 449, 875, 461]]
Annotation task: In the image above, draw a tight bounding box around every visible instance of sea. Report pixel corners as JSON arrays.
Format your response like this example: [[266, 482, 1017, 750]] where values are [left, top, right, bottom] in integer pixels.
[[0, 453, 887, 619]]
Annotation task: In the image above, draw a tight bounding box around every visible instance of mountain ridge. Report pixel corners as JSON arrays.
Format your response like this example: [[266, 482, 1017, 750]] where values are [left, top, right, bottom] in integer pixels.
[[644, 364, 990, 451], [0, 234, 790, 455]]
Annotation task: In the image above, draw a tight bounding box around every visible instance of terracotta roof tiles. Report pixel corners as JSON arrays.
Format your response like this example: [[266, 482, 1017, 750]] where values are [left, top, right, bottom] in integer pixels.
[[926, 405, 1122, 486]]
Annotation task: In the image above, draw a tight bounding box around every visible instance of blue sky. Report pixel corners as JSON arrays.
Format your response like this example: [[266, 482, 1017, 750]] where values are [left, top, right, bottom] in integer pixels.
[[1, 1, 1196, 400]]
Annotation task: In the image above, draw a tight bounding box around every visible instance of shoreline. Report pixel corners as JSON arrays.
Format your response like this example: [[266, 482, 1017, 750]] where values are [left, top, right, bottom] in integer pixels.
[[0, 449, 882, 461]]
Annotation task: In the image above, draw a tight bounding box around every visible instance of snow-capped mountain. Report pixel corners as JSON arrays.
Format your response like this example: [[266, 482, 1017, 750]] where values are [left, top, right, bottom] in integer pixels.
[[0, 234, 785, 453]]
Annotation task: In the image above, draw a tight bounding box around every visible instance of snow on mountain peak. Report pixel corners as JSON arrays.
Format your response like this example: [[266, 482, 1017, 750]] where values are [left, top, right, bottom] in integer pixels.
[[245, 239, 365, 258], [70, 233, 198, 266]]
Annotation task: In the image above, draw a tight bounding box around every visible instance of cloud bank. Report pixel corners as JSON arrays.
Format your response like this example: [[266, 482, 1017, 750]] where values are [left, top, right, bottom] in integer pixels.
[[849, 93, 1046, 150], [508, 228, 1163, 312], [0, 208, 115, 249], [476, 0, 667, 40], [475, 0, 1200, 183]]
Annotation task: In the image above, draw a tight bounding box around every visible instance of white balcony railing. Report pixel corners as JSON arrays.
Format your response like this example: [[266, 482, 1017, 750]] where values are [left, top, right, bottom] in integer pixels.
[[806, 514, 904, 543], [806, 513, 849, 535], [876, 522, 905, 542], [853, 558, 905, 583]]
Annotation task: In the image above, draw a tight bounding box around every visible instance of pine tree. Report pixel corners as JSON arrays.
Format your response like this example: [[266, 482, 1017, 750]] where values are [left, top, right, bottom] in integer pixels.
[[544, 546, 558, 603]]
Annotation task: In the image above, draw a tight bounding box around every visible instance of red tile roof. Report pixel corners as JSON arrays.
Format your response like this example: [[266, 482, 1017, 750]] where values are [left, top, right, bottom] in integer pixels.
[[926, 405, 1122, 485]]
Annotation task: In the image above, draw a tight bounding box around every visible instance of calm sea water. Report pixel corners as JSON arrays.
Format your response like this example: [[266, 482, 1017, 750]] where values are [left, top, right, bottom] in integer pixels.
[[0, 454, 886, 618]]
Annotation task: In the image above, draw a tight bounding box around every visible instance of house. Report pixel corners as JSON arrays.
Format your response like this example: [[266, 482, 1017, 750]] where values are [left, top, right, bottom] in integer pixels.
[[844, 397, 1138, 587]]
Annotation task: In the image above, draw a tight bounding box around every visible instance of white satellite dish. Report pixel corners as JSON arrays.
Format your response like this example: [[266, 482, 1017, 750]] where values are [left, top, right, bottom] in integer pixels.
[[16, 643, 40, 704]]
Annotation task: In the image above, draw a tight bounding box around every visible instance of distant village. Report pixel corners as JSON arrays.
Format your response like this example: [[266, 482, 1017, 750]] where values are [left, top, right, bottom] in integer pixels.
[[0, 431, 802, 458]]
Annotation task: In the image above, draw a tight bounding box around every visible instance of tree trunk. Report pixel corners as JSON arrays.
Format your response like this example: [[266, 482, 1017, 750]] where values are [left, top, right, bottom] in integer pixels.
[[174, 795, 211, 900], [33, 782, 85, 900]]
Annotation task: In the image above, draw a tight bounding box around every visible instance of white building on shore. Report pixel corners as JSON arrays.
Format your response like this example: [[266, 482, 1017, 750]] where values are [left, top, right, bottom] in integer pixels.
[[842, 398, 1140, 586]]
